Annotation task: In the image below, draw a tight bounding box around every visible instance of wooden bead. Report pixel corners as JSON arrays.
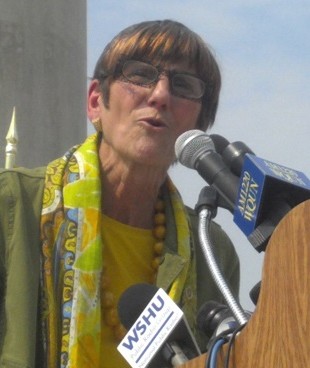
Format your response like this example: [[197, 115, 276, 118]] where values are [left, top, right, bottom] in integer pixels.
[[149, 273, 156, 284], [154, 212, 166, 225], [153, 225, 166, 240], [154, 199, 165, 212], [104, 308, 119, 327], [154, 241, 164, 255], [102, 290, 115, 308], [101, 274, 111, 289], [151, 256, 162, 270], [113, 324, 127, 341]]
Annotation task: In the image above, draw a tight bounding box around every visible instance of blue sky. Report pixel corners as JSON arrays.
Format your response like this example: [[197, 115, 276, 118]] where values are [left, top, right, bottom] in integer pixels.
[[87, 1, 310, 309]]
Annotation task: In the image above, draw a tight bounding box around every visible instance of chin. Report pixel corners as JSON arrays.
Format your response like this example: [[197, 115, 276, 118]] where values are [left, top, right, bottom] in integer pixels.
[[130, 139, 173, 166], [134, 150, 172, 168]]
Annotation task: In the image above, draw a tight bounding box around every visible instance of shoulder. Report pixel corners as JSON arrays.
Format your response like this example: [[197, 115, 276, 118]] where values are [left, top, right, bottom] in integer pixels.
[[0, 167, 46, 193], [0, 167, 46, 219], [0, 166, 46, 180]]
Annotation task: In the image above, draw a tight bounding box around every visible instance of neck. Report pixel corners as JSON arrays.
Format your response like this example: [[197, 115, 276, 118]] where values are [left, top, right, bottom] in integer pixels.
[[99, 146, 168, 229]]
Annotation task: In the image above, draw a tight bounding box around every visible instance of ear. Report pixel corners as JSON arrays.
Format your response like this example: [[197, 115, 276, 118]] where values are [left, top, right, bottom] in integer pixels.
[[87, 80, 102, 121]]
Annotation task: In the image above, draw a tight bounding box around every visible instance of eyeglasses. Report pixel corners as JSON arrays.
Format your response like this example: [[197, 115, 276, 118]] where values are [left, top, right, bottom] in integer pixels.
[[118, 60, 206, 100]]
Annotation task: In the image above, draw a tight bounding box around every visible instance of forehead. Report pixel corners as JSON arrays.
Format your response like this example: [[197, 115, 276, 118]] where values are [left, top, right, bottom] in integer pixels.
[[161, 61, 197, 74]]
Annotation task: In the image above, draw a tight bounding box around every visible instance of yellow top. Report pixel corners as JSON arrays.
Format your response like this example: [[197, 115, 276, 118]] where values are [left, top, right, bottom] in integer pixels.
[[100, 214, 156, 368]]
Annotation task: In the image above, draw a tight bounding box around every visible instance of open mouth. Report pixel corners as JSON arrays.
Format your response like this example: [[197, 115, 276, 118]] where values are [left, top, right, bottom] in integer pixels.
[[143, 118, 166, 128]]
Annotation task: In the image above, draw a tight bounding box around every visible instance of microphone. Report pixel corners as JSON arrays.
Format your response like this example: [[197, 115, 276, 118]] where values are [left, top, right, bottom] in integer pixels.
[[117, 283, 201, 368], [197, 300, 239, 339], [210, 134, 255, 176], [175, 130, 310, 251], [249, 281, 261, 306], [197, 300, 252, 350], [175, 130, 240, 212], [209, 134, 230, 154]]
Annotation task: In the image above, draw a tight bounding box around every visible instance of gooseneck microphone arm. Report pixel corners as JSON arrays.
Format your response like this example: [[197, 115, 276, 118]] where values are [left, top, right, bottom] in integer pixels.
[[196, 186, 249, 326]]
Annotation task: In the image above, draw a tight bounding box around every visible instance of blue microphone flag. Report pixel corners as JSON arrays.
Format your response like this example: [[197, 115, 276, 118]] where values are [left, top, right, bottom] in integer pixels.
[[233, 154, 310, 238]]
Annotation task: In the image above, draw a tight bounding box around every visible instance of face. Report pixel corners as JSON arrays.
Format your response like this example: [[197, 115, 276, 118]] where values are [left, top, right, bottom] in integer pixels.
[[87, 63, 202, 169]]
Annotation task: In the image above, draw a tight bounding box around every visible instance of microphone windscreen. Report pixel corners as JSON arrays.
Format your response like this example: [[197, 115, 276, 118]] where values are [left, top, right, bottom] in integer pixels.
[[175, 130, 215, 168], [117, 283, 158, 329]]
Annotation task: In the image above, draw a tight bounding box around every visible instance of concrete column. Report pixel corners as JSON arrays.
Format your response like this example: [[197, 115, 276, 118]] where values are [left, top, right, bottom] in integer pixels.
[[0, 0, 87, 167]]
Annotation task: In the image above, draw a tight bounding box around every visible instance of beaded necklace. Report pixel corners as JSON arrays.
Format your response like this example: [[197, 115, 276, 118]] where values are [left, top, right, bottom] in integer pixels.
[[101, 197, 166, 342]]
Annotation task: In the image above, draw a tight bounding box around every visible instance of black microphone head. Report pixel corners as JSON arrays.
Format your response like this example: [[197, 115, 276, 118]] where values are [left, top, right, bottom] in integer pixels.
[[222, 141, 255, 176], [175, 129, 215, 169], [209, 134, 230, 154], [249, 281, 261, 306], [117, 283, 158, 329], [197, 301, 231, 338]]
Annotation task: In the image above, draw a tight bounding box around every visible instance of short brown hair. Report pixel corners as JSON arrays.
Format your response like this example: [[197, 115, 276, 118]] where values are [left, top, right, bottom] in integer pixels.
[[93, 20, 221, 131]]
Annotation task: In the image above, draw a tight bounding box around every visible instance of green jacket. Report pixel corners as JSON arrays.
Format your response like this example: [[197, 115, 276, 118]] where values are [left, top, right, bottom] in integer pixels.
[[0, 167, 239, 368]]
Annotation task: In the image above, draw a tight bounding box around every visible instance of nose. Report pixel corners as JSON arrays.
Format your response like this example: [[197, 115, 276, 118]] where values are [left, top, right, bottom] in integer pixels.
[[147, 75, 171, 109]]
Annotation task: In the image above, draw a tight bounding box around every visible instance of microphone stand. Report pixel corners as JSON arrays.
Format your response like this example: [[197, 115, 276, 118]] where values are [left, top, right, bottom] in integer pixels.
[[195, 186, 249, 326]]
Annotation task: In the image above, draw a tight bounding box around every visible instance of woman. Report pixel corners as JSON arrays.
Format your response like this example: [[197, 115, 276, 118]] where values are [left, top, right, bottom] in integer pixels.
[[0, 20, 239, 368]]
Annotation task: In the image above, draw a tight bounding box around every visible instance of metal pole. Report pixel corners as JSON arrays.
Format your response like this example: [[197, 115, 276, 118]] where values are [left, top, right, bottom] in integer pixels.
[[5, 107, 18, 169]]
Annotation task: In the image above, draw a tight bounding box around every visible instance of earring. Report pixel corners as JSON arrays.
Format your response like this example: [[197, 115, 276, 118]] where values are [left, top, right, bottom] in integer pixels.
[[92, 118, 102, 132]]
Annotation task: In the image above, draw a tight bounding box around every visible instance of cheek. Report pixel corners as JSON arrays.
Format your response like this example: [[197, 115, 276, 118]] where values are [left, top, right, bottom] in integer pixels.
[[102, 83, 138, 124], [113, 81, 146, 106], [175, 102, 202, 132], [118, 82, 137, 98]]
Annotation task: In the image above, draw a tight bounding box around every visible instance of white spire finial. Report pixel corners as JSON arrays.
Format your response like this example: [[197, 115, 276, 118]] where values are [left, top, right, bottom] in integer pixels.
[[5, 107, 18, 168]]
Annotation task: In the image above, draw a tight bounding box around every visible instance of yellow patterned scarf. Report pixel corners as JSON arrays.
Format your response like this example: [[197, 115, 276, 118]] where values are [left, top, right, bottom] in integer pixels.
[[40, 133, 193, 368]]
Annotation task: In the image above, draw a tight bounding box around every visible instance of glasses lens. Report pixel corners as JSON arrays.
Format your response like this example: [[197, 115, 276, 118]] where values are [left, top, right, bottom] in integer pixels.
[[122, 61, 157, 85], [121, 60, 205, 100], [172, 74, 205, 99]]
